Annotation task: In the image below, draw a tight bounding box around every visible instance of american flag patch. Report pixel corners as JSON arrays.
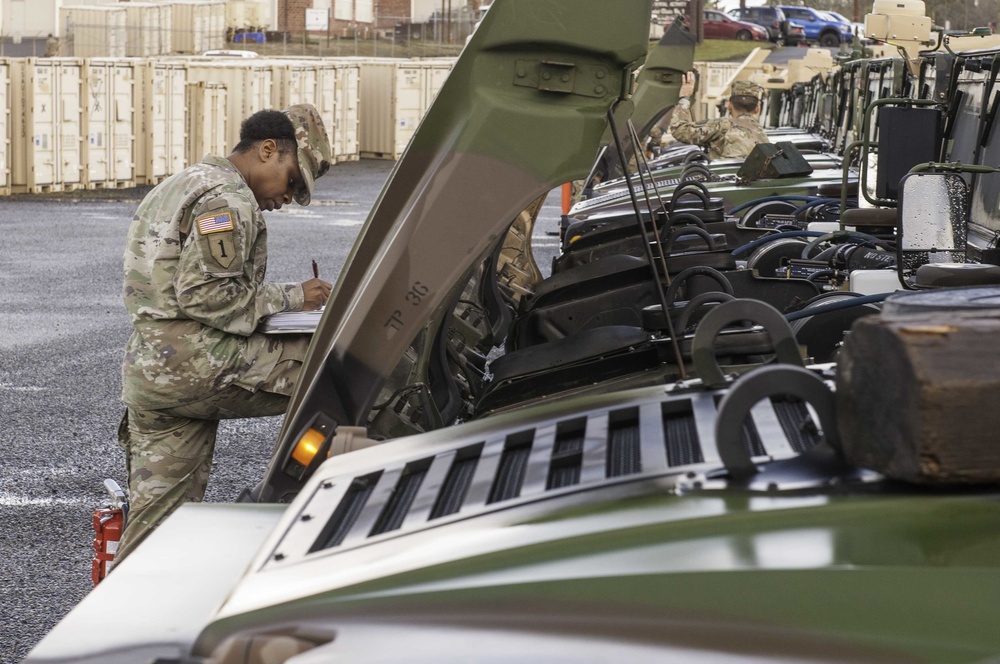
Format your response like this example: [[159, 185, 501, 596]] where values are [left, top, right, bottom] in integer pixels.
[[196, 211, 234, 235]]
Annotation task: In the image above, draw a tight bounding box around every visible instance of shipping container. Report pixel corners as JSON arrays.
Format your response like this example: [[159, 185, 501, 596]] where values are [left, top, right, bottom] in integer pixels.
[[82, 59, 134, 188], [0, 59, 9, 196], [207, 1, 226, 51], [357, 59, 454, 160], [61, 6, 127, 58], [302, 60, 358, 164], [184, 60, 274, 152], [134, 60, 187, 184], [271, 60, 319, 109], [357, 60, 417, 160], [333, 62, 359, 162], [122, 2, 172, 57], [421, 58, 455, 103], [9, 58, 84, 193], [170, 0, 225, 54], [3, 0, 59, 40], [225, 0, 261, 29], [186, 81, 227, 166], [158, 3, 173, 54]]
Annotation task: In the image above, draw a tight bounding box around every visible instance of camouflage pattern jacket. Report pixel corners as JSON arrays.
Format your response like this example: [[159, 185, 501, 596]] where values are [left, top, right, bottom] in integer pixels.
[[122, 155, 304, 409], [668, 98, 769, 160]]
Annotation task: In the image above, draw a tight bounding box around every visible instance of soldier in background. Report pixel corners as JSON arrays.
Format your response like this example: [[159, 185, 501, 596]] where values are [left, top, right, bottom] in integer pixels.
[[668, 71, 769, 160], [115, 104, 334, 563], [44, 34, 60, 57]]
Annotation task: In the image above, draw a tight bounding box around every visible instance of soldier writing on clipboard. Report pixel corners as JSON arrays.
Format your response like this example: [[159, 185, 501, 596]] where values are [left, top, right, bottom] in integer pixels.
[[115, 104, 333, 563]]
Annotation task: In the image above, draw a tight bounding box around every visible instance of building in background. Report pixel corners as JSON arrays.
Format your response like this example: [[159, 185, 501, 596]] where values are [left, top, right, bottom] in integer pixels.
[[279, 0, 477, 40], [0, 0, 482, 54]]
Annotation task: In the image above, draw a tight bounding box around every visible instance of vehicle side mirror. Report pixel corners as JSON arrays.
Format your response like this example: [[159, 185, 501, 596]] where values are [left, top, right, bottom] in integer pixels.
[[896, 171, 968, 283]]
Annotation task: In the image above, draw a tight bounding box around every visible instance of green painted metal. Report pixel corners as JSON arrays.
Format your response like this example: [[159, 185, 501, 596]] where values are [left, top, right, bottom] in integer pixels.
[[196, 490, 1000, 661], [258, 0, 654, 501]]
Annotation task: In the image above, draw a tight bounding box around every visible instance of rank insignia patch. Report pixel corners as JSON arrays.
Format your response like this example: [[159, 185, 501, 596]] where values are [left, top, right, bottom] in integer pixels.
[[197, 211, 235, 235]]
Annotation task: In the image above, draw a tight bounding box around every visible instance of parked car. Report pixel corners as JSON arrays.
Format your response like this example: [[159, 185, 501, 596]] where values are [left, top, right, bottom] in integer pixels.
[[703, 9, 769, 41], [726, 5, 805, 45], [823, 10, 869, 43], [777, 5, 854, 46], [200, 49, 259, 58]]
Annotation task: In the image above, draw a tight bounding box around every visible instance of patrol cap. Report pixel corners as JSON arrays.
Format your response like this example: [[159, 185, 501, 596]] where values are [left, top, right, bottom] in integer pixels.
[[283, 103, 332, 206], [730, 79, 763, 100]]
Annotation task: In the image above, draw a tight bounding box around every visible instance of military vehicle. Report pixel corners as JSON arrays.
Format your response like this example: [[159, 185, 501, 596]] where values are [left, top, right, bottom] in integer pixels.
[[27, 0, 1000, 662]]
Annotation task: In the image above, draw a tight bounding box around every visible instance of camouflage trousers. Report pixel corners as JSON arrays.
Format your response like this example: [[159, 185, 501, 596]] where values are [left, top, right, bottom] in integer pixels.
[[115, 335, 310, 564]]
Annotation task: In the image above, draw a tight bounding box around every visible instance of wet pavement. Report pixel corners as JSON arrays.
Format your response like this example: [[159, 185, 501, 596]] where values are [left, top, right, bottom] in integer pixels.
[[0, 158, 563, 662]]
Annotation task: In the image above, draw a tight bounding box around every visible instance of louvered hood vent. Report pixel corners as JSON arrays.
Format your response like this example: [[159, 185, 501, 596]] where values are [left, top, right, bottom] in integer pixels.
[[277, 387, 823, 562]]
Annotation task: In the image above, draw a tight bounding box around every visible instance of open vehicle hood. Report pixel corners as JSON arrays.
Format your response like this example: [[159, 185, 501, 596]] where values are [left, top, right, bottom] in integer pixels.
[[256, 0, 653, 502]]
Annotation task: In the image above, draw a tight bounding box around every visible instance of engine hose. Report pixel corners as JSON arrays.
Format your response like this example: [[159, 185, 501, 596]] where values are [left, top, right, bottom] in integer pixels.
[[727, 194, 818, 215], [784, 292, 890, 322], [791, 197, 856, 216], [799, 230, 888, 259], [731, 230, 826, 257], [805, 269, 839, 284]]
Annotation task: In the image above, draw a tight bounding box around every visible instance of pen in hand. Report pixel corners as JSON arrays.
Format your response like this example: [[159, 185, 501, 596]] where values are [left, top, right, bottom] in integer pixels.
[[312, 259, 319, 279]]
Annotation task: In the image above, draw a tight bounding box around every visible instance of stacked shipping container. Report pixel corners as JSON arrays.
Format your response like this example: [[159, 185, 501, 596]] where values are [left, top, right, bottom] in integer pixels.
[[9, 59, 85, 193], [357, 59, 453, 160], [0, 55, 454, 193], [0, 60, 8, 196], [133, 60, 187, 185]]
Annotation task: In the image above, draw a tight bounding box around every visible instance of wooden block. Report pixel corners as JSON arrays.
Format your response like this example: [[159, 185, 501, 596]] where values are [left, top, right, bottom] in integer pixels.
[[836, 310, 1000, 484]]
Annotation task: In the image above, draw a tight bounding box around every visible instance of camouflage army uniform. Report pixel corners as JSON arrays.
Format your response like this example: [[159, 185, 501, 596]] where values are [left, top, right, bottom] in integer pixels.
[[668, 97, 769, 160], [116, 105, 332, 563]]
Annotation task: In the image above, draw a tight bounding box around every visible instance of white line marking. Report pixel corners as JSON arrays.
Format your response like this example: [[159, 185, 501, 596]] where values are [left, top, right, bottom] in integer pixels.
[[0, 383, 47, 392], [0, 492, 92, 507]]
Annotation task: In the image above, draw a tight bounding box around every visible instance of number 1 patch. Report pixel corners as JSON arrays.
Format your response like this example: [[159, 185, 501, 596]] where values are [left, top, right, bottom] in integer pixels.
[[197, 210, 237, 268], [210, 233, 236, 268]]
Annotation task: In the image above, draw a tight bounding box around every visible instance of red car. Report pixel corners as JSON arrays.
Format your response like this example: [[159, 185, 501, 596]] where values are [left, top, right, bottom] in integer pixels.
[[703, 9, 770, 41]]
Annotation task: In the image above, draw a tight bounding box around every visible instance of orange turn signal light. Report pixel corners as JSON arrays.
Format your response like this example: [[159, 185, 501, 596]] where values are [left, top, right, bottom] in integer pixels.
[[291, 428, 326, 467]]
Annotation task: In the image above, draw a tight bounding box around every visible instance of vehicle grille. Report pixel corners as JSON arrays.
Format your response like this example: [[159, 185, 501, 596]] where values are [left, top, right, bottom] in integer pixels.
[[291, 386, 824, 559]]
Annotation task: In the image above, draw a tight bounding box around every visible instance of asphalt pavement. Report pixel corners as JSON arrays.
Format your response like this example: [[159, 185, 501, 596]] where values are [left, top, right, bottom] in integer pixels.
[[0, 158, 563, 662]]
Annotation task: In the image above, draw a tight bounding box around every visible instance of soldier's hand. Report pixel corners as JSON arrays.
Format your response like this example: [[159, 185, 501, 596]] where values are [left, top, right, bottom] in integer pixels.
[[680, 71, 696, 98], [301, 278, 332, 310]]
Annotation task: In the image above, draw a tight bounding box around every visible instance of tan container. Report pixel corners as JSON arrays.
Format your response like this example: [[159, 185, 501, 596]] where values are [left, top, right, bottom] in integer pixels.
[[358, 59, 455, 160], [0, 60, 9, 196], [186, 81, 227, 166], [82, 59, 135, 188], [61, 6, 127, 58], [333, 63, 360, 162], [207, 1, 226, 51], [357, 60, 416, 160], [225, 0, 261, 29], [134, 60, 187, 184], [302, 61, 358, 164], [9, 58, 84, 193], [121, 2, 170, 57], [184, 60, 274, 152], [4, 0, 59, 39], [158, 3, 173, 54], [421, 58, 455, 103], [171, 0, 225, 54], [271, 60, 319, 109]]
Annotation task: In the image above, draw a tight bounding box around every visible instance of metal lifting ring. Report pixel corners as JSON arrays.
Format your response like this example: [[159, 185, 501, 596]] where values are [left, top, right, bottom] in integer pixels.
[[714, 365, 838, 480], [663, 226, 718, 255], [664, 265, 734, 306], [691, 298, 803, 387], [676, 291, 736, 332]]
